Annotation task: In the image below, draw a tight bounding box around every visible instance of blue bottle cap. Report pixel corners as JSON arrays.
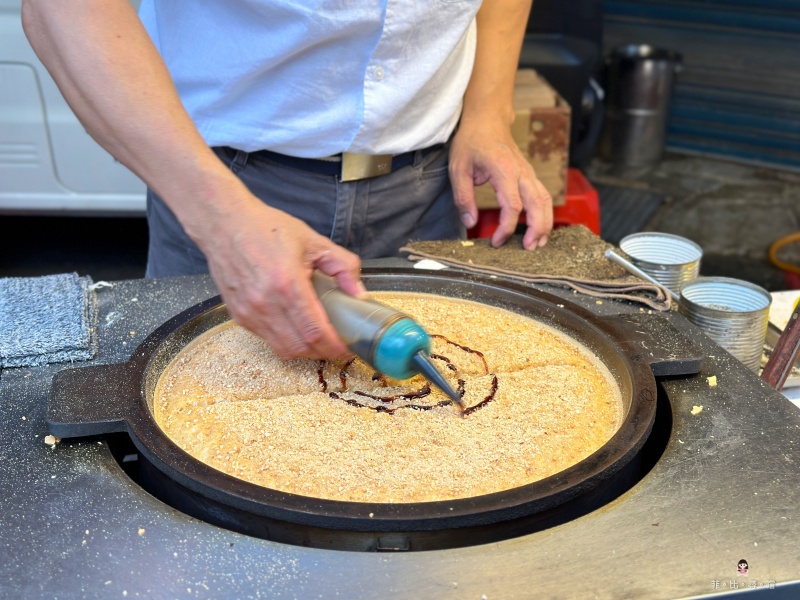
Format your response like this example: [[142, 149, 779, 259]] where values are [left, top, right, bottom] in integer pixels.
[[372, 318, 431, 380]]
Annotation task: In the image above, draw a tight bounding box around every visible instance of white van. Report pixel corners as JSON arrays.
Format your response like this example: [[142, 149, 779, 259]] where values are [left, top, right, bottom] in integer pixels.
[[0, 0, 146, 215]]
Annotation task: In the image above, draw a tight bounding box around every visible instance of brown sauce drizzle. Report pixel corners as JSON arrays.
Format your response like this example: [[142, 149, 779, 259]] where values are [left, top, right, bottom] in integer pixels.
[[462, 375, 499, 416], [316, 335, 498, 416], [431, 335, 489, 373], [430, 353, 458, 372], [371, 372, 389, 387], [339, 358, 356, 391], [355, 385, 432, 403], [327, 389, 456, 414]]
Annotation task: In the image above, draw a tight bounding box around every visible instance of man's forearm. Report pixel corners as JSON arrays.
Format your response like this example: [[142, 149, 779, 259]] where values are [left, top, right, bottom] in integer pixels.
[[21, 0, 246, 240], [448, 0, 551, 250], [462, 0, 533, 127], [20, 0, 370, 361]]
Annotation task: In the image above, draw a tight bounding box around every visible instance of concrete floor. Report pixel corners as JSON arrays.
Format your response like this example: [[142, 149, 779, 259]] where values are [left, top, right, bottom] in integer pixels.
[[587, 151, 800, 292]]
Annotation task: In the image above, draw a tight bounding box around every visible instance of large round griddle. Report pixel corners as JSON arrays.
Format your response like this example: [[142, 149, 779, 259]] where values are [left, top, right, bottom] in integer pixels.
[[48, 270, 702, 551]]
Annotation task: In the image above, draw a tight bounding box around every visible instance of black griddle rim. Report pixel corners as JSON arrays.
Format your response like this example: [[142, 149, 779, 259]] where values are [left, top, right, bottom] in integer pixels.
[[50, 269, 670, 533]]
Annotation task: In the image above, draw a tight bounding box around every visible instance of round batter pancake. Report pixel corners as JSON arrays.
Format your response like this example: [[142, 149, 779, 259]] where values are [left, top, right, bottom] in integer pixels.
[[153, 292, 623, 503]]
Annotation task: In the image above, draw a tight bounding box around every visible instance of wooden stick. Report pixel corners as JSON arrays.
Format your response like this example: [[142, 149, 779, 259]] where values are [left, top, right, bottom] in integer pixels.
[[761, 303, 800, 391]]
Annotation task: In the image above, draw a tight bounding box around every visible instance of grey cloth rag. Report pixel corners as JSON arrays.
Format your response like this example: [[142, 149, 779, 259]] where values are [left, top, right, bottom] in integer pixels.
[[0, 273, 98, 368], [400, 230, 673, 312]]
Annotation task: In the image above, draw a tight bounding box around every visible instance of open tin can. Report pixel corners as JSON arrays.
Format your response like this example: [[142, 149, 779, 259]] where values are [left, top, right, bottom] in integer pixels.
[[678, 276, 771, 372], [620, 232, 702, 292]]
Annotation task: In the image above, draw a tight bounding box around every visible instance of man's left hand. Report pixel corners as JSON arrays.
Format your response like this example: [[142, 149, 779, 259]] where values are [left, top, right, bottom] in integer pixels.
[[449, 120, 553, 250]]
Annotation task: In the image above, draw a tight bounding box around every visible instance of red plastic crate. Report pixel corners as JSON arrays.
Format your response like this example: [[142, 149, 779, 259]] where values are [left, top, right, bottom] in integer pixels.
[[468, 168, 600, 239]]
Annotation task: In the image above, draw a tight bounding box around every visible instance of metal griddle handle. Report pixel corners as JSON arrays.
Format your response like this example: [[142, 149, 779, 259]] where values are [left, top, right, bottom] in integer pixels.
[[48, 363, 139, 438], [600, 313, 704, 377]]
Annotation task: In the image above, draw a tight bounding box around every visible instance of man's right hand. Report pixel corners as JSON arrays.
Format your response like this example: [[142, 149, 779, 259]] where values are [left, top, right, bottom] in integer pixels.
[[187, 183, 364, 361]]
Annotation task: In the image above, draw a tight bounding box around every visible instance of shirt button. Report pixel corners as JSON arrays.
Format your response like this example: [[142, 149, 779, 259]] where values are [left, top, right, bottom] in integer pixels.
[[374, 66, 385, 81]]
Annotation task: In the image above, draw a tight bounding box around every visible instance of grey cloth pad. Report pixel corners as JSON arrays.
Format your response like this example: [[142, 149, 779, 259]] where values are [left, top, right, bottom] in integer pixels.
[[0, 273, 98, 368]]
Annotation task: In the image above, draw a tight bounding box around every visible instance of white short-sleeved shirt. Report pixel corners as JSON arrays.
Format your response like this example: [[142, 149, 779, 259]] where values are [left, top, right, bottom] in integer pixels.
[[139, 0, 482, 157]]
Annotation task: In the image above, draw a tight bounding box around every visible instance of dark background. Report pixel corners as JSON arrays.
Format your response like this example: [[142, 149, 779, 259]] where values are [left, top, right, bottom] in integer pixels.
[[1, 216, 148, 281]]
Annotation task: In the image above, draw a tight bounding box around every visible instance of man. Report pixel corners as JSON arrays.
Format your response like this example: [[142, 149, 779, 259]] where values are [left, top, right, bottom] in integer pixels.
[[22, 0, 553, 360]]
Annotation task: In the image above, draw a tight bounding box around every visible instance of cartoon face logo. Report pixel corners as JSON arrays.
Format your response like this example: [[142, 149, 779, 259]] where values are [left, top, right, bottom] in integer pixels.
[[737, 559, 749, 576]]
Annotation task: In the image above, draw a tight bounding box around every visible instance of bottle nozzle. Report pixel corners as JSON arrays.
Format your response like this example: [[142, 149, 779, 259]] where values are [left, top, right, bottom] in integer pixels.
[[412, 351, 464, 413]]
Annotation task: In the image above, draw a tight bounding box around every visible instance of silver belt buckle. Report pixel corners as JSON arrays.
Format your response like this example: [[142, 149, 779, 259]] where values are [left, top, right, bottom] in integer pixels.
[[340, 152, 393, 182]]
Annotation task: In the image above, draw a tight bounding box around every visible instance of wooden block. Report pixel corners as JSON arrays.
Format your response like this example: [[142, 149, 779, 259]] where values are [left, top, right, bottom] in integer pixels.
[[474, 69, 570, 209]]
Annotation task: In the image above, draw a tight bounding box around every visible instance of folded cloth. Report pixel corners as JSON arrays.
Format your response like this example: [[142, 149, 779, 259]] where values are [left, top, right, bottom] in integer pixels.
[[400, 225, 672, 312], [0, 273, 98, 368]]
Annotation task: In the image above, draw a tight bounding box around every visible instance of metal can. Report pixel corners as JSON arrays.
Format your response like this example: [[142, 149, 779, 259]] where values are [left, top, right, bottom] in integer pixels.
[[620, 232, 702, 293], [678, 277, 772, 372]]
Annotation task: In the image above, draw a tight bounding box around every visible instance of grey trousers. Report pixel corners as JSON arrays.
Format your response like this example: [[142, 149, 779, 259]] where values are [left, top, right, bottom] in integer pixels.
[[146, 145, 462, 277]]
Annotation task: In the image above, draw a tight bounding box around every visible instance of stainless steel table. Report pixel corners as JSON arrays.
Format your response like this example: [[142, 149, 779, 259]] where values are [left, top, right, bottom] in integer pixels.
[[2, 271, 799, 599]]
